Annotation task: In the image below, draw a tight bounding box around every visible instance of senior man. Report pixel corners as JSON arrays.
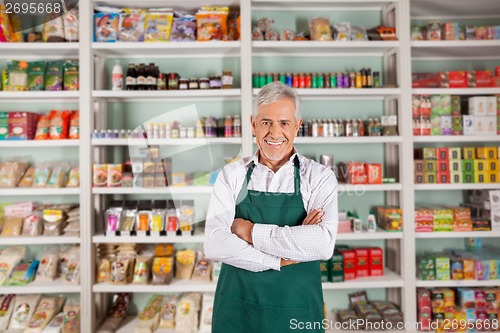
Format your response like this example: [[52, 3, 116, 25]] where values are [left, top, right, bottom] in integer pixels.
[[204, 81, 338, 333]]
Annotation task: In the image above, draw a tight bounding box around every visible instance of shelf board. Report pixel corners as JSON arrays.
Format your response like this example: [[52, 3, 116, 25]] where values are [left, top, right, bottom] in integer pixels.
[[0, 140, 80, 148], [337, 230, 402, 240], [0, 236, 80, 245], [93, 233, 204, 244], [253, 88, 400, 98], [415, 184, 500, 191], [253, 0, 398, 10], [411, 40, 500, 59], [0, 279, 80, 294], [338, 183, 402, 192], [412, 88, 500, 95], [413, 135, 500, 143], [0, 91, 79, 100], [0, 188, 80, 196], [323, 269, 403, 289], [92, 0, 240, 11], [416, 278, 500, 288], [293, 136, 402, 144], [92, 41, 241, 57], [93, 89, 241, 101], [253, 41, 400, 55], [416, 231, 500, 239], [411, 0, 500, 19], [92, 187, 213, 195], [0, 43, 79, 58], [92, 138, 242, 146]]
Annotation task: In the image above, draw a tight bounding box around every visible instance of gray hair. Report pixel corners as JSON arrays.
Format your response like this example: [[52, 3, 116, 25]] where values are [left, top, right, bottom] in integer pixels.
[[253, 82, 302, 120]]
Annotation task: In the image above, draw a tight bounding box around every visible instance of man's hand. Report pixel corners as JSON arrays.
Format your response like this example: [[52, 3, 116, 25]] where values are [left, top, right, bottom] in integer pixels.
[[302, 208, 324, 225], [231, 218, 254, 244], [280, 258, 299, 267]]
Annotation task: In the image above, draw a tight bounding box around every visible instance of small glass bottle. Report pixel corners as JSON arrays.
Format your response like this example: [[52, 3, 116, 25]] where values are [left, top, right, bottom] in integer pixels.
[[317, 120, 323, 137], [338, 119, 345, 136], [222, 71, 233, 89], [328, 119, 334, 138], [358, 119, 365, 137], [374, 118, 381, 136], [171, 122, 180, 139], [345, 119, 352, 137], [352, 118, 358, 137], [311, 119, 318, 137], [233, 115, 241, 137], [368, 118, 374, 136], [322, 119, 329, 137], [196, 118, 205, 138], [224, 115, 234, 137]]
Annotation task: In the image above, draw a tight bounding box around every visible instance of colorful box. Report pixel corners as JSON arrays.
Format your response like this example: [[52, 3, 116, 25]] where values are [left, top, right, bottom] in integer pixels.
[[459, 288, 476, 309], [435, 255, 450, 270], [330, 252, 344, 283], [449, 148, 461, 160], [450, 160, 462, 172], [469, 97, 488, 116], [413, 95, 422, 116], [431, 115, 442, 135], [320, 260, 330, 282], [475, 70, 493, 88], [425, 172, 437, 184], [418, 270, 435, 280], [437, 148, 449, 160], [415, 173, 425, 184], [486, 147, 498, 159], [474, 160, 487, 172], [441, 116, 452, 135], [463, 115, 475, 135], [453, 218, 472, 231], [463, 148, 476, 160], [341, 250, 357, 281], [417, 255, 435, 270], [462, 159, 475, 172], [490, 260, 498, 280], [486, 159, 499, 171], [437, 171, 450, 184], [7, 112, 37, 140], [487, 96, 497, 115], [421, 116, 431, 135], [365, 163, 383, 184], [425, 160, 437, 172], [452, 115, 463, 135], [448, 71, 468, 88], [440, 95, 452, 115], [476, 290, 487, 309], [463, 172, 474, 184], [415, 208, 434, 232], [432, 289, 445, 313], [376, 207, 403, 232], [368, 247, 384, 276], [451, 257, 464, 280], [476, 260, 490, 281], [423, 147, 437, 160], [438, 160, 449, 172], [451, 95, 461, 115], [431, 95, 442, 115], [354, 248, 369, 277], [0, 112, 7, 140], [415, 160, 425, 173], [489, 171, 499, 184], [475, 171, 488, 183]]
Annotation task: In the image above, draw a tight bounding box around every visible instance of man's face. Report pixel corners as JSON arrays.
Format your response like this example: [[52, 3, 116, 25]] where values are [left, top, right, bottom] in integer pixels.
[[251, 98, 302, 163]]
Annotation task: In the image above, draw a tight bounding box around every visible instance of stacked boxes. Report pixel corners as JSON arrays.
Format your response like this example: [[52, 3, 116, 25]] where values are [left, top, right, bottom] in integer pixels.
[[326, 247, 384, 282], [467, 96, 498, 136], [375, 206, 403, 231], [414, 146, 500, 184], [338, 162, 383, 185], [415, 206, 472, 232]]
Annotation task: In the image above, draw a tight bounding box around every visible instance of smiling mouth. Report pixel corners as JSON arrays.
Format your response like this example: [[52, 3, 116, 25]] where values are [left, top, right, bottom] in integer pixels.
[[264, 139, 286, 148]]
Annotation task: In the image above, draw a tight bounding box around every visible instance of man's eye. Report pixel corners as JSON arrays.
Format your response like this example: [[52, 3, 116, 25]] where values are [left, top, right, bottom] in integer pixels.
[[262, 121, 270, 125]]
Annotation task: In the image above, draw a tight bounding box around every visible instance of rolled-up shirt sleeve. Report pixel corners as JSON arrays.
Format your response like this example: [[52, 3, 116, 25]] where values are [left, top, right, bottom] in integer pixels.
[[251, 169, 338, 262], [204, 167, 282, 272]]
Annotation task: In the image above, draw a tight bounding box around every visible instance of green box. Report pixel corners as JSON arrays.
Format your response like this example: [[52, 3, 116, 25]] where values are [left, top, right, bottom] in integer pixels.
[[423, 147, 437, 160], [463, 172, 475, 184], [0, 112, 7, 140], [418, 269, 435, 280], [417, 256, 435, 270], [320, 260, 330, 282], [435, 255, 450, 270], [436, 269, 451, 280], [330, 252, 344, 283], [431, 95, 442, 116], [431, 115, 442, 135], [451, 95, 461, 115], [452, 115, 463, 133], [440, 95, 451, 115], [462, 160, 474, 172]]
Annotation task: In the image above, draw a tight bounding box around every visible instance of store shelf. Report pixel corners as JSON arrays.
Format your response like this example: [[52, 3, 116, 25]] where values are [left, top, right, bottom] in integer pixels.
[[92, 0, 240, 10], [0, 140, 80, 148], [416, 279, 500, 288], [93, 89, 242, 101], [415, 231, 500, 239], [0, 91, 79, 100], [92, 41, 241, 57], [0, 279, 80, 294], [93, 233, 205, 244], [93, 280, 216, 293], [253, 0, 398, 10], [0, 188, 80, 196], [0, 236, 80, 245], [293, 136, 402, 144], [337, 230, 403, 240], [338, 183, 402, 192], [415, 184, 500, 191], [412, 88, 500, 95], [0, 43, 79, 57], [411, 40, 500, 59], [92, 138, 242, 146], [92, 187, 213, 195], [253, 41, 400, 55], [253, 88, 401, 98], [323, 269, 403, 289], [411, 0, 500, 19], [413, 135, 500, 143]]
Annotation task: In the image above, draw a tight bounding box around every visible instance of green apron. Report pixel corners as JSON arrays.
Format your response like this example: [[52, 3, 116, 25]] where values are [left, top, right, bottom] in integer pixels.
[[212, 156, 325, 333]]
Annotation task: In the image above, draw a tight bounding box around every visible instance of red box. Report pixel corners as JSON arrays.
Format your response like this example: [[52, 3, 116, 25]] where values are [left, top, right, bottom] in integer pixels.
[[365, 163, 383, 184], [412, 73, 442, 88], [413, 117, 421, 136], [8, 112, 37, 140], [341, 250, 357, 280], [412, 95, 422, 117], [354, 248, 369, 278], [368, 247, 384, 276], [420, 96, 431, 116], [418, 288, 432, 308], [447, 71, 468, 88], [414, 173, 425, 184], [436, 147, 449, 161], [415, 160, 425, 173], [438, 171, 450, 184], [438, 160, 449, 172], [340, 162, 367, 185], [420, 116, 431, 135], [475, 70, 494, 88]]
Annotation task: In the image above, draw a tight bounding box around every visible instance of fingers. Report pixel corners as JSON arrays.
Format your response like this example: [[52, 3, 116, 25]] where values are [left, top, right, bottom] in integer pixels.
[[280, 259, 300, 267], [303, 208, 324, 225]]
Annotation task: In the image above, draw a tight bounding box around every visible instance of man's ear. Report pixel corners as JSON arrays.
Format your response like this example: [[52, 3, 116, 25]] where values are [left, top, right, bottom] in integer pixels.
[[250, 116, 256, 135]]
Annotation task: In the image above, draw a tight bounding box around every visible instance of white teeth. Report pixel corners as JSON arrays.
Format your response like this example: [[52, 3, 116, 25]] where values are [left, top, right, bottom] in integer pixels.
[[266, 141, 283, 146]]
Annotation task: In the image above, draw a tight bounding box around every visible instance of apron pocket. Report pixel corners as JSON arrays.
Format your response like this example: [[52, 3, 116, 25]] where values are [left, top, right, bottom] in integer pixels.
[[216, 294, 315, 333]]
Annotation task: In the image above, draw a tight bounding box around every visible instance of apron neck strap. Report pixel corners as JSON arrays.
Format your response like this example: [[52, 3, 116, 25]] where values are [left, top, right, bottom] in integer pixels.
[[245, 155, 301, 194]]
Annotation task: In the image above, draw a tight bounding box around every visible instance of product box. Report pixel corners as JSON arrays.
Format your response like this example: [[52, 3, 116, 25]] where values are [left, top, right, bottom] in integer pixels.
[[437, 171, 450, 184], [451, 115, 463, 135], [431, 95, 441, 115], [486, 159, 499, 171], [447, 71, 468, 88], [435, 255, 450, 271], [412, 73, 442, 88], [376, 206, 403, 232], [340, 162, 367, 185], [320, 260, 330, 282], [475, 116, 497, 135], [491, 211, 500, 231], [418, 269, 435, 280], [440, 95, 452, 115], [463, 259, 475, 280], [430, 116, 442, 135], [459, 288, 476, 309], [475, 290, 487, 309], [436, 269, 450, 280], [443, 288, 455, 312], [7, 112, 37, 140], [415, 207, 434, 232], [425, 160, 437, 172], [420, 116, 431, 135], [418, 288, 432, 307], [487, 97, 497, 115], [463, 172, 474, 184], [368, 247, 383, 276], [462, 115, 475, 135], [475, 171, 488, 183], [450, 159, 462, 172], [450, 171, 463, 184], [473, 218, 491, 231], [490, 260, 498, 280], [453, 218, 472, 231], [436, 147, 449, 161], [425, 172, 437, 184], [486, 147, 498, 159], [474, 160, 487, 172], [420, 96, 431, 116], [330, 252, 344, 283], [413, 117, 421, 136], [365, 163, 382, 184], [354, 248, 369, 277], [449, 147, 461, 160], [0, 112, 7, 140], [417, 255, 435, 270], [438, 160, 449, 172], [462, 159, 475, 172], [443, 22, 458, 40], [423, 147, 437, 160], [432, 289, 445, 313], [488, 171, 498, 183], [451, 95, 462, 115], [415, 160, 425, 173], [451, 257, 464, 280], [476, 260, 490, 281], [441, 116, 453, 135], [475, 70, 494, 88], [412, 95, 422, 117], [341, 250, 357, 281], [469, 97, 487, 115], [414, 173, 424, 184]]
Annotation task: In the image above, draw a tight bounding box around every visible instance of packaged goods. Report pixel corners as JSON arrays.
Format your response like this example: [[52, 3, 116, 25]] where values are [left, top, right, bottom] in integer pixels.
[[175, 293, 201, 333], [66, 167, 79, 187], [96, 293, 131, 333], [333, 22, 350, 41], [6, 260, 39, 286], [376, 206, 403, 231], [46, 163, 70, 188], [61, 299, 80, 333], [43, 312, 65, 332], [308, 17, 332, 41], [175, 249, 196, 280], [1, 216, 24, 236], [135, 295, 163, 332], [170, 17, 196, 42], [107, 164, 123, 187], [25, 295, 65, 333], [63, 61, 79, 91], [9, 294, 41, 329], [63, 8, 79, 42], [94, 12, 119, 42], [0, 295, 15, 331], [118, 9, 145, 42], [43, 209, 67, 236], [21, 211, 42, 236], [35, 247, 59, 282], [93, 164, 108, 187], [45, 61, 64, 91], [28, 61, 46, 91], [33, 163, 52, 188], [0, 160, 29, 188], [192, 255, 213, 282], [43, 14, 65, 42], [132, 255, 152, 285], [35, 114, 51, 140], [8, 111, 37, 140], [111, 255, 135, 285], [196, 7, 229, 41], [6, 60, 29, 91], [68, 111, 79, 139], [144, 11, 173, 42], [0, 112, 8, 139]]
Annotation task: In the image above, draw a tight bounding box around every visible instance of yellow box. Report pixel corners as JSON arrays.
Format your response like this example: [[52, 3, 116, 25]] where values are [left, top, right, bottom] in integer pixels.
[[463, 147, 476, 160], [425, 160, 437, 173], [486, 147, 498, 159], [488, 171, 498, 183], [475, 171, 488, 183], [450, 159, 462, 172], [486, 159, 499, 172], [425, 172, 437, 184], [476, 147, 487, 159], [450, 172, 463, 184], [474, 160, 487, 172], [449, 147, 461, 160]]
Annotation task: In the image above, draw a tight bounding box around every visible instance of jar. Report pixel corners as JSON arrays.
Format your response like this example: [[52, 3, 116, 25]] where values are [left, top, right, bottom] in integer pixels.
[[187, 127, 195, 138], [167, 73, 179, 90], [209, 75, 221, 89], [179, 127, 187, 138], [199, 78, 210, 90], [189, 78, 199, 90], [222, 71, 233, 89], [179, 78, 189, 90]]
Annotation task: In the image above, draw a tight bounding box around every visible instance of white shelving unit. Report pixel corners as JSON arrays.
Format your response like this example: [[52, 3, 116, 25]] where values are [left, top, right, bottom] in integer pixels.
[[414, 184, 500, 191], [412, 88, 500, 95], [253, 88, 402, 97], [0, 188, 81, 196], [0, 279, 81, 294], [416, 279, 500, 288], [0, 140, 80, 148], [415, 231, 500, 239], [0, 91, 80, 99], [92, 138, 242, 146], [0, 43, 79, 57], [0, 236, 81, 245], [92, 187, 213, 195], [413, 135, 500, 143]]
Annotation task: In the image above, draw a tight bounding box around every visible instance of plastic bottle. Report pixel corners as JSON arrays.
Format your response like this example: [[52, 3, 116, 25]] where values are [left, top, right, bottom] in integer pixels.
[[354, 215, 363, 233], [125, 63, 137, 90], [312, 119, 318, 137], [111, 60, 123, 91], [367, 212, 377, 232]]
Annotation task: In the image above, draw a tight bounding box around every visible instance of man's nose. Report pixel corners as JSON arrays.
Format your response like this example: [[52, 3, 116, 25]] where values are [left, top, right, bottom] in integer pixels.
[[269, 122, 281, 138]]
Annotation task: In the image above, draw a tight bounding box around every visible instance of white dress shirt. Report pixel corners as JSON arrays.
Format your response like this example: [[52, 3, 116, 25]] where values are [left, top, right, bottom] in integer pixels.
[[204, 150, 338, 272]]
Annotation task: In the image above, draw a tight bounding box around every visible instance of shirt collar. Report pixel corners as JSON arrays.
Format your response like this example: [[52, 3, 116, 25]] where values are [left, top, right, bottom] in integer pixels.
[[245, 147, 299, 167]]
